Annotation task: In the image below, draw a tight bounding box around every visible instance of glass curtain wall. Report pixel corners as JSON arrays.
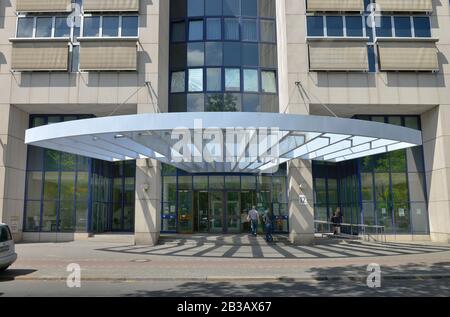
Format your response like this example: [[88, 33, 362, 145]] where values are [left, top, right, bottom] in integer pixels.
[[312, 115, 428, 235], [24, 115, 136, 234], [169, 0, 279, 112], [161, 163, 288, 233]]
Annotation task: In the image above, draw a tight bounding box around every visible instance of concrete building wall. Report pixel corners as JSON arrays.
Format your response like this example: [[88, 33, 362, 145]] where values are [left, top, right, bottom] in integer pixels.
[[0, 0, 165, 243], [280, 0, 450, 242]]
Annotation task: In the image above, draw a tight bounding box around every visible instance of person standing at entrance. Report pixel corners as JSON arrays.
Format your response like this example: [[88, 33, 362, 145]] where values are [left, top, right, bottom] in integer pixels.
[[263, 209, 273, 242], [248, 206, 259, 236]]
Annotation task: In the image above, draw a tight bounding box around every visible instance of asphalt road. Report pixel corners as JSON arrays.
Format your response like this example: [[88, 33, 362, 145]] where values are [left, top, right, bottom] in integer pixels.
[[0, 278, 449, 297]]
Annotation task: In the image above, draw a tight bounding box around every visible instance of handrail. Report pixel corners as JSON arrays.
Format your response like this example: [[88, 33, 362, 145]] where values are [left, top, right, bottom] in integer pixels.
[[314, 220, 386, 244]]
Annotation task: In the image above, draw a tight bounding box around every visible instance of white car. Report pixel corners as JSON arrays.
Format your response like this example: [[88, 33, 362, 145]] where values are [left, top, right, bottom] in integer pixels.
[[0, 223, 17, 271]]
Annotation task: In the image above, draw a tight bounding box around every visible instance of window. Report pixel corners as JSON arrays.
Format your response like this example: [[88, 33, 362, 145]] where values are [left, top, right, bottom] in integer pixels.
[[83, 16, 100, 37], [206, 0, 222, 16], [55, 17, 70, 37], [394, 16, 411, 37], [224, 18, 239, 40], [122, 16, 139, 37], [307, 16, 324, 37], [17, 17, 34, 37], [326, 16, 343, 37], [207, 68, 222, 91], [261, 71, 276, 93], [206, 18, 221, 40], [223, 0, 240, 16], [189, 20, 203, 40], [346, 16, 363, 37], [223, 42, 241, 66], [413, 17, 431, 37], [187, 42, 205, 66], [171, 71, 185, 93], [260, 19, 276, 42], [102, 16, 119, 37], [242, 0, 257, 17], [376, 16, 392, 37], [188, 0, 204, 17], [205, 42, 223, 66], [172, 21, 186, 42], [36, 17, 53, 37], [225, 68, 240, 91], [242, 19, 257, 41], [83, 15, 138, 38], [188, 68, 204, 91], [243, 69, 258, 92]]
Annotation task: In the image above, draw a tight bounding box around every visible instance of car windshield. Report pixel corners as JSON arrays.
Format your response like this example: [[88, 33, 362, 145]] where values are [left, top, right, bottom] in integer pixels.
[[0, 226, 12, 242]]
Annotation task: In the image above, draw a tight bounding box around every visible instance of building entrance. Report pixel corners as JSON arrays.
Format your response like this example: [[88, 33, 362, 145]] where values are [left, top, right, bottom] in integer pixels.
[[161, 172, 289, 234], [178, 190, 274, 234]]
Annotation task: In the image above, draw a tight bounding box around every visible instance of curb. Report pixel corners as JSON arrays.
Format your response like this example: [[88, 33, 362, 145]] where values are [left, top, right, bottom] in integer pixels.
[[2, 274, 450, 282]]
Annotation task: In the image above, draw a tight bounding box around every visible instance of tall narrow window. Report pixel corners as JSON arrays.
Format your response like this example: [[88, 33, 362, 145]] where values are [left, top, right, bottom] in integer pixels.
[[102, 16, 119, 37], [262, 71, 276, 93], [171, 71, 186, 93], [17, 17, 34, 38], [225, 68, 240, 91], [36, 17, 53, 37], [189, 68, 204, 92]]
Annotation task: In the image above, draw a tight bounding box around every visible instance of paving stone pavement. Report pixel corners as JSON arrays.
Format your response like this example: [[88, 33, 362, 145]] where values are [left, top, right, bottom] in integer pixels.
[[2, 234, 450, 281]]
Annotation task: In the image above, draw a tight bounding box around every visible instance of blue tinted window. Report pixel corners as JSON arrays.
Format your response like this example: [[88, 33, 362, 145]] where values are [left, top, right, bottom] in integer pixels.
[[376, 16, 392, 37], [414, 17, 431, 37], [326, 16, 343, 36], [55, 17, 71, 37], [172, 21, 186, 42], [36, 17, 52, 37], [307, 16, 324, 36], [224, 18, 239, 40], [223, 42, 241, 66], [394, 16, 411, 37], [17, 17, 34, 37], [122, 16, 139, 37], [189, 20, 203, 40], [346, 16, 363, 37], [224, 0, 240, 16], [206, 0, 222, 15], [83, 16, 100, 37], [206, 18, 221, 40], [188, 0, 204, 17], [242, 0, 257, 17], [102, 16, 119, 37], [242, 19, 257, 41]]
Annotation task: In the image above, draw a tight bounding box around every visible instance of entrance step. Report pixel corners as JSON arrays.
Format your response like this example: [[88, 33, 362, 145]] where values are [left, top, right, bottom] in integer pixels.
[[88, 233, 135, 244]]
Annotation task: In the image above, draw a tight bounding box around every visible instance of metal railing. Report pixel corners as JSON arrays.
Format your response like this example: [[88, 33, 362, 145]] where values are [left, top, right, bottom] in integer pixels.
[[314, 220, 386, 244]]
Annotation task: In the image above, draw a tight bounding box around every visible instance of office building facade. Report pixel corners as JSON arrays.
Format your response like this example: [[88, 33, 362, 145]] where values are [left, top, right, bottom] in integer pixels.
[[0, 0, 449, 245]]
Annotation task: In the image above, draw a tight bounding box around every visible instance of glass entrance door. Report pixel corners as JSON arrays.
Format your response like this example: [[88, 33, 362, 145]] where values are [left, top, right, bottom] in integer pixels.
[[178, 190, 193, 233], [210, 192, 224, 233], [195, 191, 209, 232], [226, 192, 240, 233]]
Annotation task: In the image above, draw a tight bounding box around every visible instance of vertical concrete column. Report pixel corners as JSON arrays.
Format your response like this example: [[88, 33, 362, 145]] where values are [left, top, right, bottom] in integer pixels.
[[134, 158, 161, 245], [288, 159, 315, 245], [422, 105, 450, 243], [0, 104, 28, 242], [134, 102, 162, 246]]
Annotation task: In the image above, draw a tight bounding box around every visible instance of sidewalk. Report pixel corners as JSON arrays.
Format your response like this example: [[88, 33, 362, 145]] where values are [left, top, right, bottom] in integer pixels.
[[2, 237, 450, 282]]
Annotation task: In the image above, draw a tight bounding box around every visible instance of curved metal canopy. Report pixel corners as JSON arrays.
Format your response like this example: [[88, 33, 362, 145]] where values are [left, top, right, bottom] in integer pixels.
[[25, 112, 423, 173]]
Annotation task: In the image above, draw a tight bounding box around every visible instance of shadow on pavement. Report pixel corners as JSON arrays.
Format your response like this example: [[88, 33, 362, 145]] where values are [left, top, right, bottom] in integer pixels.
[[122, 262, 450, 297], [0, 269, 37, 282]]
